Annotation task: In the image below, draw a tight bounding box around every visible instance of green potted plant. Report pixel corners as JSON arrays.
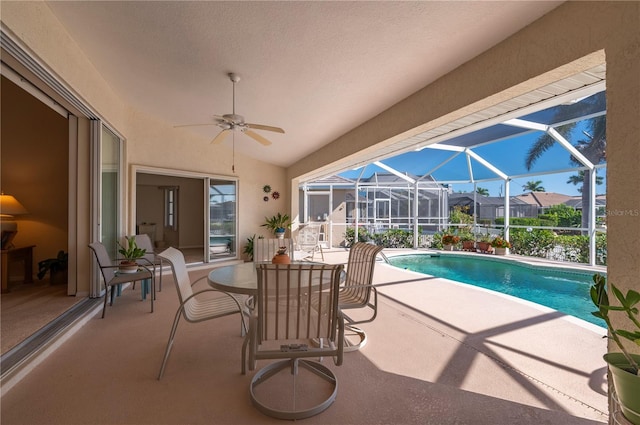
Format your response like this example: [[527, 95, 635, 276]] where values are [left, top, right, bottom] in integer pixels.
[[477, 234, 493, 254], [117, 236, 146, 273], [243, 234, 257, 262], [262, 213, 291, 239], [491, 237, 511, 255], [37, 250, 68, 285], [441, 234, 460, 251], [459, 231, 475, 251], [590, 273, 640, 425]]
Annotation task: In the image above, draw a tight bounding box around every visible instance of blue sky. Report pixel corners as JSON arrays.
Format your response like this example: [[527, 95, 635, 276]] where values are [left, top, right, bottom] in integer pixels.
[[339, 118, 606, 197]]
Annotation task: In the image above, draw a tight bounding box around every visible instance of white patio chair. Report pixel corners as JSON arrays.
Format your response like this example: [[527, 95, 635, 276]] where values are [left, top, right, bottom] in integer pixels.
[[156, 247, 246, 379], [242, 263, 345, 420], [253, 238, 294, 263], [294, 224, 324, 262], [134, 233, 164, 292]]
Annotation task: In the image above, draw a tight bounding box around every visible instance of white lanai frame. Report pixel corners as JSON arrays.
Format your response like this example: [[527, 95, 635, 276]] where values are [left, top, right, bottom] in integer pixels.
[[301, 76, 606, 265]]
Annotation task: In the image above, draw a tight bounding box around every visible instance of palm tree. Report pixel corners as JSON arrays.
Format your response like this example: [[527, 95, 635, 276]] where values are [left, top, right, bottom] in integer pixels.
[[567, 171, 603, 193], [522, 180, 545, 192], [525, 93, 606, 231], [476, 187, 489, 196]]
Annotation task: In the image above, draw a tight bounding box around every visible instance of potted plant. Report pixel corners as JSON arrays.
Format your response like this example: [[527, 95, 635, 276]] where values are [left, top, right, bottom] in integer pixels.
[[242, 234, 262, 262], [590, 273, 640, 425], [262, 213, 291, 239], [491, 237, 511, 255], [117, 236, 146, 273], [459, 231, 475, 251], [37, 250, 68, 285], [271, 245, 291, 264], [441, 234, 460, 251], [477, 234, 493, 254]]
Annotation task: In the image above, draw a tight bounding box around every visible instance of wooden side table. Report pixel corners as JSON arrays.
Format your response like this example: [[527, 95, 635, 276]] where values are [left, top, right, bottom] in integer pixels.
[[1, 245, 35, 293]]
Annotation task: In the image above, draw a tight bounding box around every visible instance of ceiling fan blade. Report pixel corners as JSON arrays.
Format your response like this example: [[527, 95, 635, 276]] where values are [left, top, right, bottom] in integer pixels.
[[247, 123, 285, 133], [244, 129, 272, 146], [211, 129, 231, 145]]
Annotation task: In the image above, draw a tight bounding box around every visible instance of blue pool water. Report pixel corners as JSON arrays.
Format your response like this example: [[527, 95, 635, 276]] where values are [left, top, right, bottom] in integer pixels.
[[388, 254, 605, 328]]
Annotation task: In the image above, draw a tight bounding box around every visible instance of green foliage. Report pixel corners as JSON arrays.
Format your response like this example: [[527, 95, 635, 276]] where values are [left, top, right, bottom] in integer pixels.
[[543, 204, 582, 228], [372, 229, 413, 248], [243, 234, 256, 260], [262, 213, 291, 234], [449, 206, 474, 226], [509, 228, 555, 258], [344, 227, 371, 246], [117, 236, 146, 261], [495, 217, 557, 227], [590, 274, 640, 374]]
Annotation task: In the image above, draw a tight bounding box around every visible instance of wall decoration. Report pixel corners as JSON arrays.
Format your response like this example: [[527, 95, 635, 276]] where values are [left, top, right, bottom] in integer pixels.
[[263, 196, 269, 202], [272, 191, 280, 200], [263, 185, 272, 193]]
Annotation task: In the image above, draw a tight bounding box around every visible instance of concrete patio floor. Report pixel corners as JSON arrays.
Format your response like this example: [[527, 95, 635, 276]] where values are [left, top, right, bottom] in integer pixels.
[[0, 248, 609, 424]]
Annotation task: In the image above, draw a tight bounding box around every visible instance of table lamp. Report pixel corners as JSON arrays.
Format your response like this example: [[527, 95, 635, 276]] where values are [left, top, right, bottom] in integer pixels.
[[1, 192, 29, 249]]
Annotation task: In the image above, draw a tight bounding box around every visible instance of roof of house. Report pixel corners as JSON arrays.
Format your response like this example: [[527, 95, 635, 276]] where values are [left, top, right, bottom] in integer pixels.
[[514, 192, 573, 208]]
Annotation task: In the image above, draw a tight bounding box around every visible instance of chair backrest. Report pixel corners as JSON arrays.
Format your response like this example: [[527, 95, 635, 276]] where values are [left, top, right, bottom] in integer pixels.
[[89, 242, 116, 282], [133, 234, 155, 263], [342, 242, 384, 305], [158, 247, 194, 311], [255, 263, 344, 344], [296, 225, 320, 250], [254, 238, 294, 263]]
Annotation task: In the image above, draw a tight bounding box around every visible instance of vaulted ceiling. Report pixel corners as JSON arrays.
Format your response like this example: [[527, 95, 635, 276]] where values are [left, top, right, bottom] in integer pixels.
[[45, 1, 562, 168]]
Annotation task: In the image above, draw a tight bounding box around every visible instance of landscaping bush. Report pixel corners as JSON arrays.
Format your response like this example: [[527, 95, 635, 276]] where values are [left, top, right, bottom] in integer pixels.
[[344, 227, 371, 246], [373, 229, 414, 248]]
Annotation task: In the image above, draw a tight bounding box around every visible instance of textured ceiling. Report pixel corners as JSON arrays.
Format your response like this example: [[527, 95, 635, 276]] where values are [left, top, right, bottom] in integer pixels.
[[45, 1, 561, 168]]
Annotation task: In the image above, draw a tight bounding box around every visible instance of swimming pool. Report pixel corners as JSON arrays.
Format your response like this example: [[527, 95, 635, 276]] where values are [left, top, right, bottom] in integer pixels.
[[388, 254, 605, 328]]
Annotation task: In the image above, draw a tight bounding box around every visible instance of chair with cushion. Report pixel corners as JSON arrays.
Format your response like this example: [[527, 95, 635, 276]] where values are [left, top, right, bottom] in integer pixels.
[[134, 234, 164, 292], [339, 242, 384, 351], [157, 247, 246, 380], [294, 224, 324, 262], [242, 263, 345, 420], [89, 242, 155, 319]]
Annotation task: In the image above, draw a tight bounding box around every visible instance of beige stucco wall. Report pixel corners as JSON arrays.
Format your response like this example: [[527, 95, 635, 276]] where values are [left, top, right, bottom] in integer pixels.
[[1, 1, 289, 269], [287, 1, 640, 356]]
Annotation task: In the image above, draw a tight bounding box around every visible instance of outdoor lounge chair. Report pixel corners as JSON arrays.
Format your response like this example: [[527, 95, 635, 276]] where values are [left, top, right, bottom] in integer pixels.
[[156, 247, 246, 379], [242, 263, 345, 420], [89, 242, 155, 319]]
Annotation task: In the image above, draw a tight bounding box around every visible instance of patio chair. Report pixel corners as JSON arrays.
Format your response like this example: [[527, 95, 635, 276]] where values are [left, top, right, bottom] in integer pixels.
[[133, 233, 164, 292], [294, 224, 324, 262], [253, 238, 294, 263], [242, 263, 345, 420], [157, 247, 246, 380], [339, 242, 384, 351], [88, 242, 155, 319]]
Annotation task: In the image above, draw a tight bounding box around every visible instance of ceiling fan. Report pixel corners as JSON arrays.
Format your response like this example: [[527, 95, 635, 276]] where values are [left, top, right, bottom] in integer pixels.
[[175, 73, 284, 146]]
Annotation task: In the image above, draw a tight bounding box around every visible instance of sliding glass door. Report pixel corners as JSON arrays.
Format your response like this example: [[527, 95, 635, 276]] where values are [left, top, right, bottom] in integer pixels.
[[208, 179, 237, 261]]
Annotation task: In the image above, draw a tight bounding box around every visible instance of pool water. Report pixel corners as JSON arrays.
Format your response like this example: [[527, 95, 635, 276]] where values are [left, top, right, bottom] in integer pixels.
[[388, 254, 605, 328]]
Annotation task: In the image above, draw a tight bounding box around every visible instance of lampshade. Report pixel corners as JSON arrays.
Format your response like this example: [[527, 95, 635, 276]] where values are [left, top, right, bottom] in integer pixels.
[[0, 193, 29, 217]]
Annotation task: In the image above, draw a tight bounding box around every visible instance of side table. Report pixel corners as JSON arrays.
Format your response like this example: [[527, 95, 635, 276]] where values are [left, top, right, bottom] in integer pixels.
[[1, 245, 36, 293]]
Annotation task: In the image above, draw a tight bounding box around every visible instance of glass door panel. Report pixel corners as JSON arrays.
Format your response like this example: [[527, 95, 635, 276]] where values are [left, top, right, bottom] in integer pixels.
[[208, 179, 237, 261], [100, 126, 121, 258]]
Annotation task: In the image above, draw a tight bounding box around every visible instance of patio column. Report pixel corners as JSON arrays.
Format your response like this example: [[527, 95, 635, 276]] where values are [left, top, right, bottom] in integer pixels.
[[413, 181, 419, 248], [504, 179, 510, 242], [588, 169, 597, 266]]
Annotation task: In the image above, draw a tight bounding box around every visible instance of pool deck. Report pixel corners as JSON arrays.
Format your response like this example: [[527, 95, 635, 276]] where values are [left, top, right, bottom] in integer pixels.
[[0, 247, 610, 424], [324, 248, 609, 423]]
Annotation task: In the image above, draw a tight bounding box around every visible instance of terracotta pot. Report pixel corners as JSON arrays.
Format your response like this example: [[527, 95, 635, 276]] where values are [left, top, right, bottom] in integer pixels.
[[119, 260, 139, 273], [271, 254, 291, 264], [477, 242, 493, 253], [462, 241, 475, 251]]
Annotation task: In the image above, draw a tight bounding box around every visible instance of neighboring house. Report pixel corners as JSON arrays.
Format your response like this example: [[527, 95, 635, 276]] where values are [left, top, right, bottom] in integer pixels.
[[514, 192, 574, 214], [449, 193, 537, 224]]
